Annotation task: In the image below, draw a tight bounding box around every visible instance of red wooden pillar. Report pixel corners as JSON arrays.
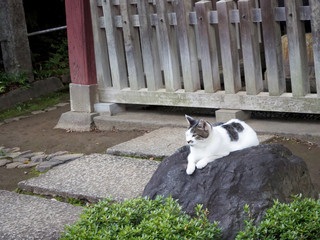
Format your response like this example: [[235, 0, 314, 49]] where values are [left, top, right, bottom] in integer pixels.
[[65, 0, 98, 112]]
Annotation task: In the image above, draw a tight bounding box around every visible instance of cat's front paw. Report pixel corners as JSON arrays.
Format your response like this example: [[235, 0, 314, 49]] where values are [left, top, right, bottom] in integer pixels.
[[196, 159, 208, 169], [186, 164, 195, 175]]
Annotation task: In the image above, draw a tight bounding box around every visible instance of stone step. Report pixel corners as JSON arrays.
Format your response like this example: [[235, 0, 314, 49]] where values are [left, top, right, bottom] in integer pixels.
[[18, 154, 160, 202], [0, 190, 82, 240], [107, 127, 274, 159]]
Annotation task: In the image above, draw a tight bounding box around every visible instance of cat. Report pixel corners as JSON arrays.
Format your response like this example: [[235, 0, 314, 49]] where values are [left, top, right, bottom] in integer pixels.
[[185, 115, 259, 175]]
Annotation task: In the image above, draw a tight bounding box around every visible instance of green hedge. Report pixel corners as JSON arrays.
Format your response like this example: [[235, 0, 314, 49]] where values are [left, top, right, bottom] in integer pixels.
[[60, 196, 221, 240], [236, 195, 320, 240]]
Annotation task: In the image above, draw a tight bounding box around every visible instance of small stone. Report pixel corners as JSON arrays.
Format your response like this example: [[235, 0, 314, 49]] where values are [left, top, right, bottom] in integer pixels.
[[6, 152, 23, 159], [6, 162, 24, 169], [31, 110, 45, 115], [49, 154, 84, 164], [55, 102, 69, 107], [18, 162, 39, 169], [30, 152, 47, 163], [0, 159, 11, 167], [44, 107, 57, 112], [36, 162, 58, 172], [19, 151, 39, 159], [13, 157, 29, 163], [46, 151, 69, 161], [10, 147, 20, 153], [4, 117, 20, 123]]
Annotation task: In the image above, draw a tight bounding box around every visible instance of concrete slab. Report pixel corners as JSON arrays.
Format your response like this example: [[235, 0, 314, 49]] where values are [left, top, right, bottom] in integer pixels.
[[0, 190, 82, 240], [107, 127, 186, 158], [18, 154, 160, 202], [107, 127, 275, 159]]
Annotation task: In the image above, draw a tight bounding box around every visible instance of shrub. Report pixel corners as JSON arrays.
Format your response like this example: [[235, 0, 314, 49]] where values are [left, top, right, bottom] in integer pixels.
[[236, 195, 320, 240], [60, 196, 221, 240], [0, 71, 29, 94]]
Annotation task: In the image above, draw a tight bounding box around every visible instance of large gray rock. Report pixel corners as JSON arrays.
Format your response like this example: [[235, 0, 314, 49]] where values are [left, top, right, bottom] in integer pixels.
[[143, 144, 318, 240]]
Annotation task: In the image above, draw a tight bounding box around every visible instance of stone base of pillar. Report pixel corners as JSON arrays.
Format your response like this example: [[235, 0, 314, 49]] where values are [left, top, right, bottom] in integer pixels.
[[215, 109, 251, 122], [94, 103, 126, 116], [55, 111, 99, 132], [70, 83, 98, 112]]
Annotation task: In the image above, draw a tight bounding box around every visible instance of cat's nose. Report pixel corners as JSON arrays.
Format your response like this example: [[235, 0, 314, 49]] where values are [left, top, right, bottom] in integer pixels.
[[187, 140, 193, 144]]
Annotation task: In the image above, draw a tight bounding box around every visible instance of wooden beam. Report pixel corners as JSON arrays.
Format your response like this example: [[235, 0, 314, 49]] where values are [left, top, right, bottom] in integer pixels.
[[99, 88, 320, 114]]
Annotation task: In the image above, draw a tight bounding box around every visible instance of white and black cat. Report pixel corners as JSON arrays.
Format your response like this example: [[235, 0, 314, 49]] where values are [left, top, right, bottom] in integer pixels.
[[185, 115, 259, 175]]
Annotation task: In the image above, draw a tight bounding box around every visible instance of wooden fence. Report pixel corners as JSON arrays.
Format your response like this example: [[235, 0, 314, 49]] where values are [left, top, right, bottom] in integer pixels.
[[90, 0, 320, 114]]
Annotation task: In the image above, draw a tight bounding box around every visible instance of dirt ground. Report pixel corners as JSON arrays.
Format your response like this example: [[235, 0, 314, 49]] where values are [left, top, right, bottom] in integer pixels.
[[0, 104, 320, 194], [0, 105, 145, 191]]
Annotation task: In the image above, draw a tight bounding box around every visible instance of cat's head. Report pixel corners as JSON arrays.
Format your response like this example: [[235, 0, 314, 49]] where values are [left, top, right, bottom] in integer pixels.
[[185, 115, 211, 146]]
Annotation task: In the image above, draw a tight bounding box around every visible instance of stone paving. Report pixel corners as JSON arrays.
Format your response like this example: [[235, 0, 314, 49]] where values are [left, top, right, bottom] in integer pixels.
[[0, 190, 83, 240], [0, 146, 83, 172]]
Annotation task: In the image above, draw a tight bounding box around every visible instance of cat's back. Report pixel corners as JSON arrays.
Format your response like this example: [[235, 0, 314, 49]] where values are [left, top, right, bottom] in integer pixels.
[[215, 119, 259, 148]]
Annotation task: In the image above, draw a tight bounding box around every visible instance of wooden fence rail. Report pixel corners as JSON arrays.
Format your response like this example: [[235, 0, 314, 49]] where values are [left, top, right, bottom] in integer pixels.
[[90, 0, 320, 114]]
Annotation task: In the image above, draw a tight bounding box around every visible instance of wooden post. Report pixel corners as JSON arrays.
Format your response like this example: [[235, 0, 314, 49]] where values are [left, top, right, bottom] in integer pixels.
[[156, 0, 181, 92], [238, 0, 263, 95], [173, 0, 200, 92], [310, 0, 320, 97], [195, 0, 220, 93], [137, 0, 162, 91], [284, 0, 309, 96], [217, 0, 241, 94], [65, 0, 97, 85], [260, 0, 285, 96], [65, 0, 98, 113]]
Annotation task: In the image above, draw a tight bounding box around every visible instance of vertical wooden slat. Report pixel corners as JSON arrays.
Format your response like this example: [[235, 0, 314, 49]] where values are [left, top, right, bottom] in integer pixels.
[[102, 0, 128, 89], [195, 0, 220, 93], [284, 0, 309, 96], [173, 0, 200, 92], [217, 0, 241, 94], [90, 0, 112, 88], [119, 1, 145, 90], [210, 0, 222, 66], [238, 0, 263, 95], [155, 0, 181, 92], [137, 0, 162, 91], [310, 0, 320, 97], [260, 0, 285, 96]]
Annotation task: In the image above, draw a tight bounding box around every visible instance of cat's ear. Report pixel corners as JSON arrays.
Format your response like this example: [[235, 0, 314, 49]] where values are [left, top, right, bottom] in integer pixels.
[[185, 115, 197, 127], [199, 120, 211, 131]]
